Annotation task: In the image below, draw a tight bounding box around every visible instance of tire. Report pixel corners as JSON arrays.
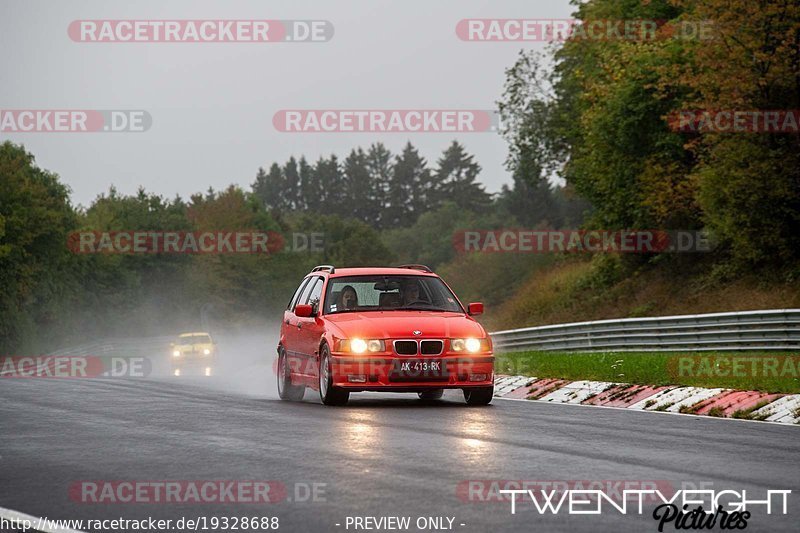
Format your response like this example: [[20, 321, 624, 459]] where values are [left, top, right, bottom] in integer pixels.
[[463, 386, 493, 406], [418, 389, 444, 401], [277, 348, 305, 401], [318, 344, 349, 406]]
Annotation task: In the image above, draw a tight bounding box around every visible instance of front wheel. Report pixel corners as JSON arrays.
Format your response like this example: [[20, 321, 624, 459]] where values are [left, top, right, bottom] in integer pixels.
[[463, 386, 493, 406], [319, 345, 349, 406], [277, 349, 305, 401]]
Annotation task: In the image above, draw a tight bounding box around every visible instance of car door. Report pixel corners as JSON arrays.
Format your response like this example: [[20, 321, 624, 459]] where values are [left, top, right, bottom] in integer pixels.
[[283, 277, 313, 371], [295, 276, 325, 378]]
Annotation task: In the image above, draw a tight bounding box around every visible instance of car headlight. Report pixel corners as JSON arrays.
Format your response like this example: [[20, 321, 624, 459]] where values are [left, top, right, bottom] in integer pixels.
[[172, 350, 181, 357], [351, 339, 368, 353], [203, 348, 211, 355], [336, 338, 385, 353], [451, 337, 488, 353]]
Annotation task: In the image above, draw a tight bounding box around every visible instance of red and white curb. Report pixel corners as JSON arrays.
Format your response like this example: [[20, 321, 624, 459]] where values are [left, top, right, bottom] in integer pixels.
[[493, 375, 800, 425]]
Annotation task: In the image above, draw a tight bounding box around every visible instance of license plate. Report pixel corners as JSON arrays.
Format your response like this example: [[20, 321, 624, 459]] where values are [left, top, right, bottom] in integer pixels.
[[391, 359, 447, 381]]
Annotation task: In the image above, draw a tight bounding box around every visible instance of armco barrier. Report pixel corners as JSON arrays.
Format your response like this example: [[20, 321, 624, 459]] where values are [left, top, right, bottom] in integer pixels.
[[489, 309, 800, 352]]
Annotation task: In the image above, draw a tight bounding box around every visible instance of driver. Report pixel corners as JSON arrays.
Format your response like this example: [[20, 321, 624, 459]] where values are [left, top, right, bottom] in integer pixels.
[[339, 285, 358, 310], [400, 281, 423, 306]]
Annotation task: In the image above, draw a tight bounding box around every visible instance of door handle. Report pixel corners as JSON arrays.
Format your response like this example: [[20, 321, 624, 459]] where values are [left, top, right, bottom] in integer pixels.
[[296, 322, 302, 330]]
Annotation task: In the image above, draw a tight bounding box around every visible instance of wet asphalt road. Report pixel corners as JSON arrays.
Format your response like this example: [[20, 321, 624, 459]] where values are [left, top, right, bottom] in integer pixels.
[[1, 374, 798, 533]]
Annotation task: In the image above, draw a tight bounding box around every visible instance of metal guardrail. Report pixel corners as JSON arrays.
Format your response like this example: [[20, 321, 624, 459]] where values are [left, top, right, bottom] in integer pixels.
[[489, 309, 800, 352], [47, 309, 800, 356]]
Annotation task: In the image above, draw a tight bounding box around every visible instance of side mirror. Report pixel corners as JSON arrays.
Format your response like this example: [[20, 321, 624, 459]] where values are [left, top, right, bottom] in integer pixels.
[[468, 302, 484, 316], [295, 304, 314, 318]]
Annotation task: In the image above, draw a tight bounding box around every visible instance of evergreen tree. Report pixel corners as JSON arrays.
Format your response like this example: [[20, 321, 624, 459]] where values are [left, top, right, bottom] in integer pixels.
[[434, 141, 492, 213], [312, 155, 345, 213], [283, 156, 301, 211], [298, 156, 314, 211], [251, 164, 285, 211], [499, 174, 556, 228], [386, 142, 431, 226], [366, 143, 393, 227], [343, 148, 380, 225]]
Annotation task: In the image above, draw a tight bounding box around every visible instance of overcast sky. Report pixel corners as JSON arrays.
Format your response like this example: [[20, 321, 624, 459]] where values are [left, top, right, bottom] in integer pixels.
[[2, 0, 573, 207]]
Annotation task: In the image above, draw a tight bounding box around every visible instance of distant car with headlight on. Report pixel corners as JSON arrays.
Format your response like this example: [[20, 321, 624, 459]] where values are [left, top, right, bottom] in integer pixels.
[[170, 332, 217, 377], [276, 265, 493, 406]]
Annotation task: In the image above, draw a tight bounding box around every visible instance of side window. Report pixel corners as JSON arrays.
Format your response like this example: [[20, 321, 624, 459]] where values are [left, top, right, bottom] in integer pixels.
[[289, 278, 311, 310], [305, 278, 324, 311], [295, 277, 320, 310]]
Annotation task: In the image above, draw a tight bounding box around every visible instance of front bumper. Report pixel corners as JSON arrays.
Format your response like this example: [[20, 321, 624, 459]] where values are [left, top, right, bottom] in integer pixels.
[[329, 355, 494, 391], [171, 354, 216, 374], [171, 355, 215, 365]]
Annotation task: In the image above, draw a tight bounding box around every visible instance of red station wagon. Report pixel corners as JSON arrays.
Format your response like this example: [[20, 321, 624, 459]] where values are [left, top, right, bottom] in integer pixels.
[[277, 265, 494, 406]]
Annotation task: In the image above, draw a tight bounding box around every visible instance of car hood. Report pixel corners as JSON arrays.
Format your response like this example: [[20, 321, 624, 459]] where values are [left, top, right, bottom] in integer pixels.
[[323, 311, 486, 340]]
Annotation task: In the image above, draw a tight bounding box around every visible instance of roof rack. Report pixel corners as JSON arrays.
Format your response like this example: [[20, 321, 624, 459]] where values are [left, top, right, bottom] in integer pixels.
[[396, 264, 433, 273], [311, 265, 336, 274]]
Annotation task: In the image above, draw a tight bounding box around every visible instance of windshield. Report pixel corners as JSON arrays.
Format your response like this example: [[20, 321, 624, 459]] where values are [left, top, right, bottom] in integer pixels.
[[324, 275, 463, 314], [178, 335, 212, 345]]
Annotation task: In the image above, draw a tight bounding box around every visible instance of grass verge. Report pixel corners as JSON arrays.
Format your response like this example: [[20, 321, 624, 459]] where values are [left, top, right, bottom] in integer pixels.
[[494, 351, 800, 394]]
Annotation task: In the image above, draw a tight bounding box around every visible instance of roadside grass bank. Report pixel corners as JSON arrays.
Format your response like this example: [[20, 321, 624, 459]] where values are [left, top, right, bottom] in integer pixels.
[[479, 254, 800, 332], [494, 351, 800, 394]]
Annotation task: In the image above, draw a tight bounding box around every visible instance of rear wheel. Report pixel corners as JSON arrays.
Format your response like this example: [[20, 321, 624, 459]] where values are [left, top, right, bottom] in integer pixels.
[[463, 386, 493, 406], [277, 348, 305, 401], [418, 389, 444, 401], [319, 344, 349, 406]]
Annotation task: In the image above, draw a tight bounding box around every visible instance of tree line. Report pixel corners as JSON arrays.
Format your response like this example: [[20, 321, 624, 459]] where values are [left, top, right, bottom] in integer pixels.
[[251, 140, 585, 230], [0, 141, 393, 353], [252, 141, 492, 228], [0, 138, 582, 353], [498, 0, 800, 269]]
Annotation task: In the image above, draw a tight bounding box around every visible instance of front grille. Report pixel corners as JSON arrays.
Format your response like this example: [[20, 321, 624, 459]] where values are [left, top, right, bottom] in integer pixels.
[[394, 340, 418, 355], [420, 340, 443, 355]]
